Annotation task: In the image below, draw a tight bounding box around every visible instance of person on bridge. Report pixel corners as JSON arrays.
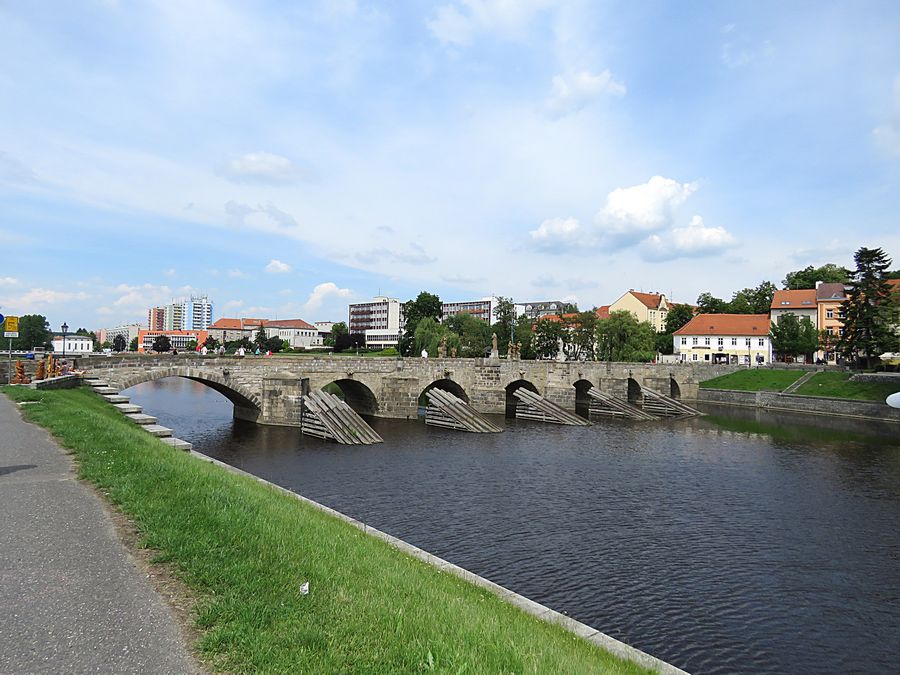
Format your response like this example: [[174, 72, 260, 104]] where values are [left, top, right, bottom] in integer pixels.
[[421, 349, 428, 359]]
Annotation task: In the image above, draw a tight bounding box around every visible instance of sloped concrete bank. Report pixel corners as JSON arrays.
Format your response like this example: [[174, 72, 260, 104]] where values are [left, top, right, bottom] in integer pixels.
[[696, 389, 900, 423], [192, 451, 688, 675]]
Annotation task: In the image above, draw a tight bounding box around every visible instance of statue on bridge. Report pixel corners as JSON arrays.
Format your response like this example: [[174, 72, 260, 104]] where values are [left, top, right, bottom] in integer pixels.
[[438, 336, 447, 359], [490, 333, 499, 359]]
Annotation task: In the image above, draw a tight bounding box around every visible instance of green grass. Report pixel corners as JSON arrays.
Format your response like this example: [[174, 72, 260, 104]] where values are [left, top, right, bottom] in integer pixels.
[[699, 369, 806, 392], [793, 372, 899, 401], [3, 386, 647, 674]]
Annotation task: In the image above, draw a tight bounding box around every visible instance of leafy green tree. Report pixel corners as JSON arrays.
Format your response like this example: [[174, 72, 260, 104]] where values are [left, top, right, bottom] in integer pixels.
[[400, 292, 442, 355], [254, 325, 268, 350], [129, 337, 139, 351], [838, 247, 894, 366], [11, 314, 52, 351], [413, 317, 458, 356], [664, 303, 695, 333], [327, 322, 348, 347], [696, 292, 728, 314], [265, 336, 284, 353], [202, 336, 220, 350], [186, 339, 198, 351], [335, 333, 365, 352], [560, 302, 579, 314], [151, 335, 171, 352], [770, 314, 818, 361], [595, 311, 656, 362], [783, 263, 850, 290], [563, 312, 598, 360], [730, 281, 777, 314], [445, 312, 491, 357], [112, 334, 127, 352], [532, 318, 563, 359], [514, 314, 535, 360]]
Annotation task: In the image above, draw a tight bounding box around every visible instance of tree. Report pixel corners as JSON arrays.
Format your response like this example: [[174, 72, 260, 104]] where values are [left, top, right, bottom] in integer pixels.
[[769, 314, 818, 362], [783, 263, 850, 290], [265, 336, 284, 353], [335, 333, 366, 352], [328, 322, 348, 347], [254, 325, 268, 351], [563, 312, 598, 360], [696, 292, 728, 314], [12, 314, 51, 351], [400, 292, 442, 355], [445, 312, 491, 358], [490, 296, 518, 356], [664, 303, 695, 334], [413, 317, 459, 356], [112, 334, 127, 352], [514, 314, 535, 360], [730, 281, 777, 314], [129, 337, 138, 352], [152, 335, 171, 353], [532, 318, 563, 359], [595, 311, 656, 362], [560, 302, 578, 314], [186, 339, 198, 351], [838, 247, 894, 367]]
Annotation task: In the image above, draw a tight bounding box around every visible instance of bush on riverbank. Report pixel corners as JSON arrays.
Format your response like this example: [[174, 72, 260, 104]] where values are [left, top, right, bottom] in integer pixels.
[[699, 369, 805, 392], [3, 386, 647, 674]]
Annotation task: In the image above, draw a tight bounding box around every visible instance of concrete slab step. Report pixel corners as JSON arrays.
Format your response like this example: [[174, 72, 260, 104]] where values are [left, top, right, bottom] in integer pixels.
[[143, 425, 173, 438], [93, 386, 118, 395], [103, 395, 129, 404], [126, 413, 157, 425], [160, 437, 192, 451], [114, 403, 143, 414], [85, 378, 106, 385]]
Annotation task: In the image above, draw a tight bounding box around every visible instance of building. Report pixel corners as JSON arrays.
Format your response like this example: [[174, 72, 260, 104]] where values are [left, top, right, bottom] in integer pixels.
[[770, 289, 818, 327], [515, 300, 566, 320], [442, 297, 499, 324], [816, 282, 847, 362], [348, 296, 404, 349], [263, 319, 322, 349], [104, 323, 143, 349], [314, 321, 335, 343], [673, 314, 772, 365], [137, 329, 208, 353], [608, 291, 670, 332], [184, 295, 213, 330], [51, 334, 94, 355], [148, 307, 166, 331], [207, 317, 265, 345]]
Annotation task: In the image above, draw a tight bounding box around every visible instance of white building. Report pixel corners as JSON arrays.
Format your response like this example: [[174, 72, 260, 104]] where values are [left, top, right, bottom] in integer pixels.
[[159, 295, 214, 331], [51, 334, 94, 355], [263, 319, 322, 349], [673, 314, 772, 365], [515, 300, 565, 320], [442, 297, 500, 324], [348, 296, 404, 348], [104, 323, 142, 347]]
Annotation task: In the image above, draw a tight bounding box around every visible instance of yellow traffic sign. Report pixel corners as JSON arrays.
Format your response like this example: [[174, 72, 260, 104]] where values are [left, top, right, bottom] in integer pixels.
[[5, 316, 18, 332]]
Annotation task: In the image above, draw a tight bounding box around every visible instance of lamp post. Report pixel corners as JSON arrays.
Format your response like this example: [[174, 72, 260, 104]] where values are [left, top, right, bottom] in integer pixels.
[[61, 322, 68, 358]]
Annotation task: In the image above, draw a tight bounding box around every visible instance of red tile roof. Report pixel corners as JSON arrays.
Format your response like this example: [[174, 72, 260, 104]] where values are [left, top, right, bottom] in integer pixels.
[[210, 318, 243, 330], [629, 291, 665, 309], [674, 314, 771, 336], [263, 319, 316, 330], [595, 305, 610, 320], [771, 289, 817, 309]]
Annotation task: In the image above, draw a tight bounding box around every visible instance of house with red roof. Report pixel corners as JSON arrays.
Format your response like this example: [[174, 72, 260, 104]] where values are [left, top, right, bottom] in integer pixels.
[[608, 290, 670, 332], [673, 314, 772, 365]]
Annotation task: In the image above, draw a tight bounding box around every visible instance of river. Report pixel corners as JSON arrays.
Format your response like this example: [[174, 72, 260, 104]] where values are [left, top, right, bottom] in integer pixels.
[[124, 377, 900, 674]]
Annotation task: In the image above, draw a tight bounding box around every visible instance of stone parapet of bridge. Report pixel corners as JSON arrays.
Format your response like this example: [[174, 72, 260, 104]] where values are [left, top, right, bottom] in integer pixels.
[[72, 355, 742, 426]]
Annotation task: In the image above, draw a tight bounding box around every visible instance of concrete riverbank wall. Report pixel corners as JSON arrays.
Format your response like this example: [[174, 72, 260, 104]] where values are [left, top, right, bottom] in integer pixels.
[[695, 389, 900, 423]]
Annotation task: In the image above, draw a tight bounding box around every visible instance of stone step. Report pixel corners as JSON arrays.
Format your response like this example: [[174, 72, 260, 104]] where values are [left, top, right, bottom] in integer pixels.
[[114, 403, 143, 414], [103, 395, 129, 404], [93, 386, 118, 395], [126, 413, 157, 425], [143, 425, 173, 438], [85, 377, 106, 384], [160, 437, 192, 451]]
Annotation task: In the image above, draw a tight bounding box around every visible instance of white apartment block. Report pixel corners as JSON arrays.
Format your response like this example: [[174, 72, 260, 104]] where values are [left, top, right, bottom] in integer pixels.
[[442, 297, 499, 324], [348, 296, 403, 348], [264, 320, 322, 349], [674, 314, 772, 365]]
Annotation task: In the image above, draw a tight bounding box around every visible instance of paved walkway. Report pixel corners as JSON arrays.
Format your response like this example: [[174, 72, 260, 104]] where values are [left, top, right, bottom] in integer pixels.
[[0, 395, 201, 674]]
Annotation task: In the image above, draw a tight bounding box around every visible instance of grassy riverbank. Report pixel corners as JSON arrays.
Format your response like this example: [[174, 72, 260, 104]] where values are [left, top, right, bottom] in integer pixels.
[[699, 369, 805, 392], [793, 372, 897, 401], [3, 386, 647, 674]]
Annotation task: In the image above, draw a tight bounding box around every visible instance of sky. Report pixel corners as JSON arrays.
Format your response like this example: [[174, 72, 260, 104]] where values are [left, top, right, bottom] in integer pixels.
[[1, 0, 899, 332]]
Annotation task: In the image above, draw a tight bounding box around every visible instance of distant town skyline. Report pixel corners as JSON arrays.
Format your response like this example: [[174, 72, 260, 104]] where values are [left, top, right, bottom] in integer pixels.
[[1, 1, 898, 329]]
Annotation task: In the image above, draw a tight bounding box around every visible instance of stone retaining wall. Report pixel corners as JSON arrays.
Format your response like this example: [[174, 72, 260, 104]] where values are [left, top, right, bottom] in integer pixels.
[[696, 389, 900, 423]]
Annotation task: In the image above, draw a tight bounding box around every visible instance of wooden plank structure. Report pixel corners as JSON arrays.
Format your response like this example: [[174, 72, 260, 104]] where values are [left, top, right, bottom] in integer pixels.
[[638, 386, 703, 418], [586, 387, 658, 421], [511, 388, 591, 426], [425, 387, 503, 433], [301, 390, 383, 444]]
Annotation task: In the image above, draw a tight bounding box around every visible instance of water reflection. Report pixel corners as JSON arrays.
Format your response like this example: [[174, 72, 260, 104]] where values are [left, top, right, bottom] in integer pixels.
[[125, 378, 900, 674]]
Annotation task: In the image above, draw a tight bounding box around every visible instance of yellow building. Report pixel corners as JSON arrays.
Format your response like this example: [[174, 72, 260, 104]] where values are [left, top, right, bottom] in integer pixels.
[[608, 290, 670, 332]]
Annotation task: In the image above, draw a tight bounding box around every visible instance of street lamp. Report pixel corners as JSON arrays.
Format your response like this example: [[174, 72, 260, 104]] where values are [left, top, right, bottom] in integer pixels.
[[61, 322, 68, 358]]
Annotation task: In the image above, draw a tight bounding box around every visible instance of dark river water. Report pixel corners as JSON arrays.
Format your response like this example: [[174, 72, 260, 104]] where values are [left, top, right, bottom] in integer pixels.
[[124, 378, 900, 674]]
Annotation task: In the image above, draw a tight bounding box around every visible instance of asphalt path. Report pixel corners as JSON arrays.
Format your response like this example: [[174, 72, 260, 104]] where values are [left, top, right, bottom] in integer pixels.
[[0, 395, 201, 674]]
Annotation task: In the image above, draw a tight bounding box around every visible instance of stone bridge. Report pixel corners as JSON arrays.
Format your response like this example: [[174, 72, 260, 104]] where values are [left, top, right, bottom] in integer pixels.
[[80, 354, 741, 427]]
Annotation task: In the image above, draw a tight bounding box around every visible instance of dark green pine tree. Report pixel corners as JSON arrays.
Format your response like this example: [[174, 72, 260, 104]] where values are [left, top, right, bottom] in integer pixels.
[[838, 247, 893, 367]]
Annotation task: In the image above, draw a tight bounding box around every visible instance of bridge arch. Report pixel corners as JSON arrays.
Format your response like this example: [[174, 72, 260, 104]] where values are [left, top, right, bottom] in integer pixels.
[[505, 379, 539, 418], [670, 377, 682, 400], [420, 378, 469, 405], [117, 368, 262, 421], [627, 377, 643, 405], [323, 378, 379, 416], [573, 379, 594, 418]]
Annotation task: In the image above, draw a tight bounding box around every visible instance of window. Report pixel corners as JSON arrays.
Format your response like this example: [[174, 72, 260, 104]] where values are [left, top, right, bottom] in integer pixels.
[[826, 309, 833, 319], [692, 353, 698, 361], [746, 338, 751, 346], [758, 338, 765, 346], [704, 337, 710, 345], [717, 338, 724, 347], [692, 337, 698, 345], [826, 328, 833, 335], [681, 337, 687, 345], [731, 338, 737, 346]]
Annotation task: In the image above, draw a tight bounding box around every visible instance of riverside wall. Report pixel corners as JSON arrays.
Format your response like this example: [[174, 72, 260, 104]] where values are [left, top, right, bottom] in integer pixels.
[[695, 389, 900, 423]]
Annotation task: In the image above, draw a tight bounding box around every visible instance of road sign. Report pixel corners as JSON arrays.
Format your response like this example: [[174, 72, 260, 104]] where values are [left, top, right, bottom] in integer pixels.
[[4, 315, 18, 338], [0, 313, 4, 326]]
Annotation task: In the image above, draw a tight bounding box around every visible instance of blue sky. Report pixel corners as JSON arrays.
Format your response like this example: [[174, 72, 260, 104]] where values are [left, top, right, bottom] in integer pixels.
[[1, 0, 898, 331]]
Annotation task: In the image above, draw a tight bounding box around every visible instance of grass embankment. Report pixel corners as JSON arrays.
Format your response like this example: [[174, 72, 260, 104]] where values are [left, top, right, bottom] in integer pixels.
[[3, 386, 646, 674], [793, 372, 898, 401], [699, 369, 806, 392]]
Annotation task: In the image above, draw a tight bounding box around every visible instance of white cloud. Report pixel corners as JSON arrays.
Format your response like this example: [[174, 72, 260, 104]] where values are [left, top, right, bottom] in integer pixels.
[[544, 70, 625, 118], [96, 306, 114, 315], [110, 283, 196, 309], [1, 288, 91, 307], [221, 151, 306, 184], [303, 282, 352, 312], [356, 243, 436, 265], [227, 268, 248, 278], [427, 0, 551, 46], [265, 259, 292, 274], [0, 277, 19, 286], [223, 299, 244, 310], [225, 201, 299, 231], [595, 176, 698, 247], [873, 75, 900, 156], [640, 215, 737, 261], [529, 216, 585, 252]]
